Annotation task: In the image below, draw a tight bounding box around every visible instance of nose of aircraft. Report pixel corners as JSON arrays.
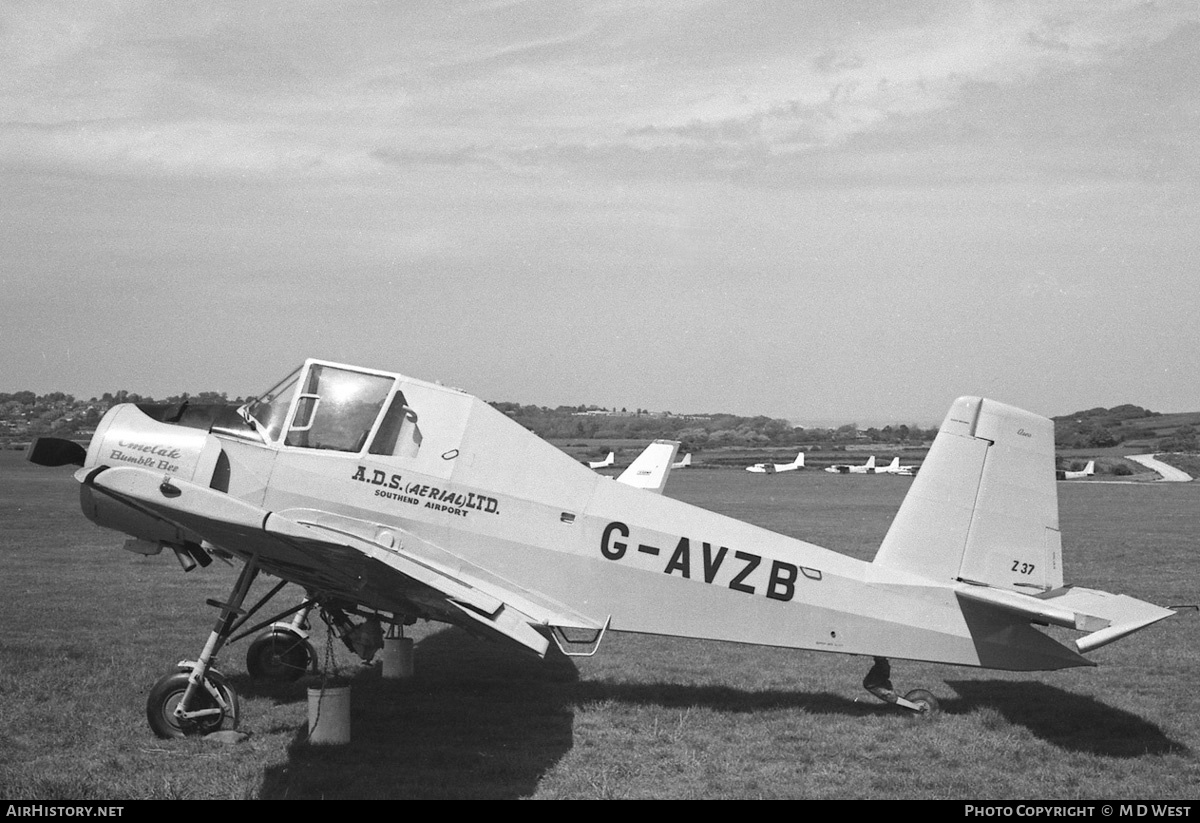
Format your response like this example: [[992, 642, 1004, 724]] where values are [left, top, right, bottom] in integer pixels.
[[78, 403, 222, 481]]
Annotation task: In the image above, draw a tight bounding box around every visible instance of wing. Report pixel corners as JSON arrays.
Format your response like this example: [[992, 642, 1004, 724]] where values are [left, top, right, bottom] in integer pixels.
[[78, 465, 605, 657]]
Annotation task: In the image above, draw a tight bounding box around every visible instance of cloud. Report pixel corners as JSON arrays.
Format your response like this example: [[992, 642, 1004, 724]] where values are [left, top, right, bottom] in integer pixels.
[[2, 1, 1196, 187]]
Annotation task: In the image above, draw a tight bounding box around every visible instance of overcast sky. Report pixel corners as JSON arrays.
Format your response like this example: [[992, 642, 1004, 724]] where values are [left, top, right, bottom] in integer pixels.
[[2, 1, 1197, 425]]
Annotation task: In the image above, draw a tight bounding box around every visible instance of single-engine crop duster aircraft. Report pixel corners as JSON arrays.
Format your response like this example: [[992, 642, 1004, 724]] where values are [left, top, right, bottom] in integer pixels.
[[27, 359, 1176, 736], [745, 451, 805, 474]]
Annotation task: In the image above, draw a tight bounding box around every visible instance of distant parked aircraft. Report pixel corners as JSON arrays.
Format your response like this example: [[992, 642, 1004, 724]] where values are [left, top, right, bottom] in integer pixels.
[[672, 453, 692, 469], [746, 451, 805, 474], [825, 455, 876, 474], [874, 456, 918, 476], [588, 451, 615, 469], [1059, 460, 1096, 480], [614, 440, 680, 495]]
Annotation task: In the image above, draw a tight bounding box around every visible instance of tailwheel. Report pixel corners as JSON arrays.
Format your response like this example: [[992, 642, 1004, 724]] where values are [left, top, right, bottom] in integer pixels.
[[901, 688, 940, 716], [862, 656, 939, 716], [147, 669, 240, 739], [246, 630, 314, 682]]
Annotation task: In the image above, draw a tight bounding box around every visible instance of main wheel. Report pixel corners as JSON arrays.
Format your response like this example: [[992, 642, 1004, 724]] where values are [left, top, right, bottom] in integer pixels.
[[246, 630, 314, 682], [146, 670, 240, 739], [903, 688, 940, 716]]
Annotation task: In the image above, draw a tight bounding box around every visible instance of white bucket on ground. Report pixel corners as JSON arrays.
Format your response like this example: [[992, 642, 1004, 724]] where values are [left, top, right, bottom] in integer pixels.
[[382, 636, 414, 679], [307, 685, 351, 745]]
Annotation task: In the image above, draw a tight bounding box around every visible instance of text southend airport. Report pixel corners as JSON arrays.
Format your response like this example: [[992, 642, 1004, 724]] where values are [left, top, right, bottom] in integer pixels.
[[965, 807, 1191, 817], [6, 808, 124, 817]]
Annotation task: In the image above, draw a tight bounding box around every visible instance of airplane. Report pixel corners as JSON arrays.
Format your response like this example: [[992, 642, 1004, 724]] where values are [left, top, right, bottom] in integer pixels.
[[672, 453, 692, 469], [614, 440, 679, 495], [26, 358, 1175, 736], [588, 451, 615, 469], [1059, 460, 1096, 480], [745, 451, 804, 474], [874, 456, 918, 476], [824, 455, 876, 474]]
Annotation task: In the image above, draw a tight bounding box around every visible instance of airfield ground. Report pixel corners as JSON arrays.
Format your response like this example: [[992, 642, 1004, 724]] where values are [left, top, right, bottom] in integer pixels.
[[1, 451, 1197, 799]]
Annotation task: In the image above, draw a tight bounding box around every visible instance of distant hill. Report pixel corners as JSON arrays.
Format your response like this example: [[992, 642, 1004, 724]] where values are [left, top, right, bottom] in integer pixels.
[[1053, 405, 1199, 451]]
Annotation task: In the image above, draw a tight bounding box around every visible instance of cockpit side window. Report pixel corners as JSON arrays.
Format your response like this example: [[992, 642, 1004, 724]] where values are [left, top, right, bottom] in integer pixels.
[[369, 392, 423, 457], [284, 365, 393, 452]]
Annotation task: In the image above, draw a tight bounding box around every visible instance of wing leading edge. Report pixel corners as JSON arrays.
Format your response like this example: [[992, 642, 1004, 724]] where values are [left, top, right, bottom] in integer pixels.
[[77, 464, 604, 657]]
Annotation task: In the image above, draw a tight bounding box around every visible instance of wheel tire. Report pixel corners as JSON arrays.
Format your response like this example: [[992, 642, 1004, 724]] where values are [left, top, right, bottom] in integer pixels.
[[903, 688, 940, 716], [246, 630, 313, 682], [146, 670, 240, 739]]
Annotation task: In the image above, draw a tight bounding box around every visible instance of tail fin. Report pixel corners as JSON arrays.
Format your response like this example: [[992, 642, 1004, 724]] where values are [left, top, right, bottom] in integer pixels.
[[873, 397, 1063, 593], [617, 440, 680, 494], [883, 457, 900, 472], [792, 451, 805, 468], [1084, 460, 1095, 476], [673, 453, 692, 468], [865, 455, 876, 470]]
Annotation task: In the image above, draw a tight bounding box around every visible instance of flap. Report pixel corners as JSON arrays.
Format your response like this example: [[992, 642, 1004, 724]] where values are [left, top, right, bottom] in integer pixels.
[[272, 507, 605, 634]]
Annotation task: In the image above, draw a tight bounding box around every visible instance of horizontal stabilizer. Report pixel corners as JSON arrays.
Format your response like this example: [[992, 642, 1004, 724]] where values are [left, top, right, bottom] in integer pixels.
[[1043, 586, 1176, 653], [957, 583, 1175, 653]]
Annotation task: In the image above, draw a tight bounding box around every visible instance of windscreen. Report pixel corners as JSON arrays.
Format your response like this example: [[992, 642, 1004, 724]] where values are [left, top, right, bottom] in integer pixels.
[[284, 365, 393, 452], [241, 367, 301, 442]]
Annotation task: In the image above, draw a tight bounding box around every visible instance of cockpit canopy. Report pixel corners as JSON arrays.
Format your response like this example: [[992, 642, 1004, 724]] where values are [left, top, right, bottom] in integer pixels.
[[240, 361, 421, 457]]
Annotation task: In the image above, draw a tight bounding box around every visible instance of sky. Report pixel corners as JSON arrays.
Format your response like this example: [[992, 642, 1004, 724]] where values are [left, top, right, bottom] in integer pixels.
[[2, 1, 1197, 426]]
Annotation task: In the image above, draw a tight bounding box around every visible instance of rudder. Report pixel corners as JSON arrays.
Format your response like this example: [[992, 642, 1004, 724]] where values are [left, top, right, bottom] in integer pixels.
[[873, 397, 1063, 593]]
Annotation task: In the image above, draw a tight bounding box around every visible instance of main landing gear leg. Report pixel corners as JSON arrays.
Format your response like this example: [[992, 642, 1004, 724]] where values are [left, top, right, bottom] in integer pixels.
[[146, 559, 260, 738], [862, 656, 940, 716]]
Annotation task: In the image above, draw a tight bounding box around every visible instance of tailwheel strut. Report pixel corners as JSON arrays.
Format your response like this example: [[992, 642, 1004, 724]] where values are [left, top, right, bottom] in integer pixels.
[[862, 656, 940, 716], [146, 558, 261, 738]]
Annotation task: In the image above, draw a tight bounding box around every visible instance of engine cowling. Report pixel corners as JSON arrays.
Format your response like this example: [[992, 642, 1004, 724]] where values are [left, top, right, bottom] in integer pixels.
[[79, 404, 227, 555]]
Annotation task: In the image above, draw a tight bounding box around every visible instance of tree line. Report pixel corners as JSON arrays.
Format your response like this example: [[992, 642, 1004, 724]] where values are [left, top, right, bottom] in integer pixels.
[[488, 402, 939, 452]]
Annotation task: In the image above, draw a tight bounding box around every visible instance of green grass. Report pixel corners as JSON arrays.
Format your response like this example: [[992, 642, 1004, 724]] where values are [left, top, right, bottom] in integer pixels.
[[1, 454, 1198, 799]]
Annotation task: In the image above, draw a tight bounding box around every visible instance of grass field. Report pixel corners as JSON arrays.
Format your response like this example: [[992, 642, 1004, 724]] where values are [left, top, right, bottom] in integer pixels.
[[1, 451, 1197, 799]]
